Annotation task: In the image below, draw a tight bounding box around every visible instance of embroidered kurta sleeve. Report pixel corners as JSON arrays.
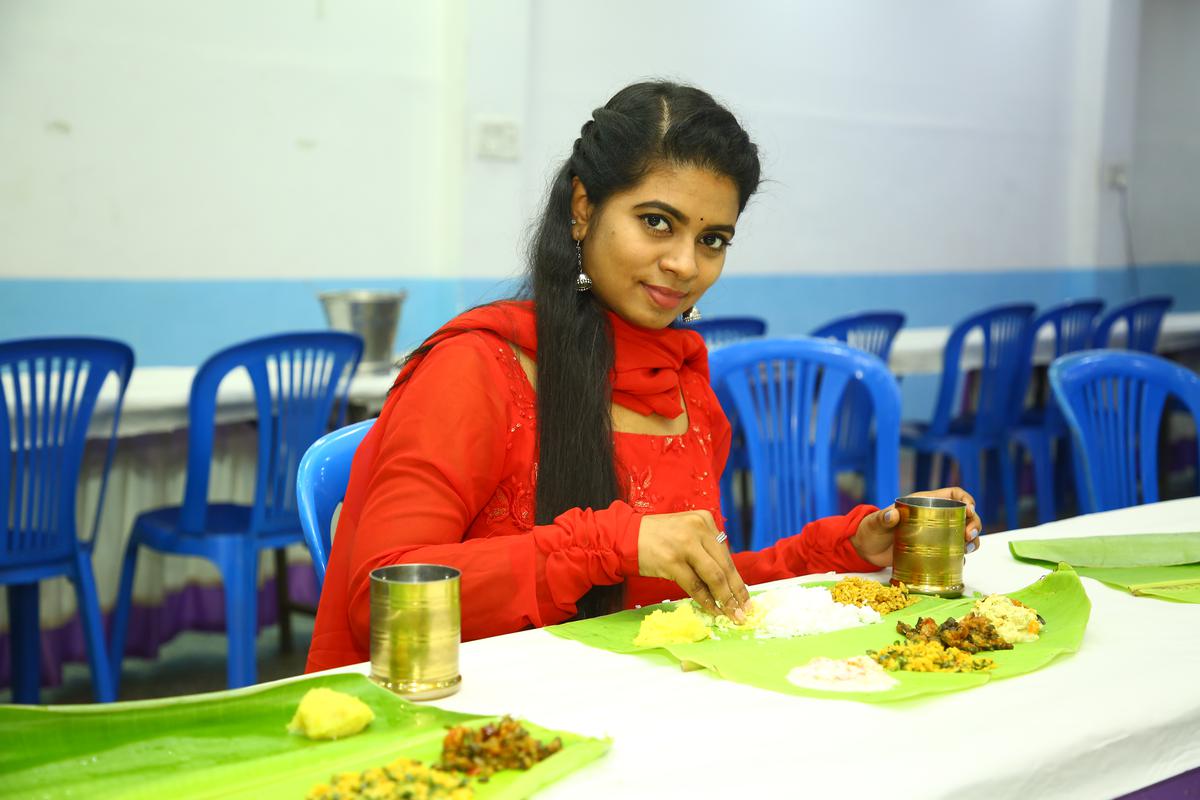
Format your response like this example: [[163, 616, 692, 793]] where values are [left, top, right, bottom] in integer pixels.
[[317, 335, 642, 666]]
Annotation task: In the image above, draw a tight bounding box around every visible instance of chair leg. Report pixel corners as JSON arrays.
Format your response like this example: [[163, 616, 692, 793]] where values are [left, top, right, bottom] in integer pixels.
[[219, 541, 259, 689], [108, 536, 142, 695], [7, 583, 41, 704], [914, 451, 933, 491], [997, 444, 1020, 531], [959, 451, 983, 524], [274, 547, 293, 654], [1027, 435, 1057, 525], [73, 553, 116, 703]]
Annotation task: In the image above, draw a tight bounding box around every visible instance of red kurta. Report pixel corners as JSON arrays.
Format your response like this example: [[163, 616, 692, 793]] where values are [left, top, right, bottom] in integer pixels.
[[307, 312, 878, 673]]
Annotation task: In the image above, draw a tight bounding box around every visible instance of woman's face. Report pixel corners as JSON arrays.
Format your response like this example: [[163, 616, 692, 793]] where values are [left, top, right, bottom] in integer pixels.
[[572, 164, 740, 330]]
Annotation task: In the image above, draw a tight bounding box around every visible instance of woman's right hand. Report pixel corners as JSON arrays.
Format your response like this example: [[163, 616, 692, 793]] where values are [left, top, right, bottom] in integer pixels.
[[637, 510, 751, 623]]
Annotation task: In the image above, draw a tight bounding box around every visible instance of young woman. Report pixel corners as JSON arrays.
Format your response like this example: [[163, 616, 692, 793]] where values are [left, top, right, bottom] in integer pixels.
[[306, 82, 981, 672]]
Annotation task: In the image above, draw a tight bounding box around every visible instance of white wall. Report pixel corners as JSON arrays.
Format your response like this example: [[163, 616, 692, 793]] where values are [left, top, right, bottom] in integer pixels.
[[492, 0, 1124, 279], [1132, 0, 1200, 264], [0, 0, 462, 280]]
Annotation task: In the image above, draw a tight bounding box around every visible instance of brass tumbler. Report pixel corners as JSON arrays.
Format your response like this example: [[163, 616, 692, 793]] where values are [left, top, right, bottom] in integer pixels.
[[369, 564, 462, 700], [889, 496, 966, 598]]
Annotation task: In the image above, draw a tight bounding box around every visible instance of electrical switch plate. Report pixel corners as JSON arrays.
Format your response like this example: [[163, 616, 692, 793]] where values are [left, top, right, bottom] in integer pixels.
[[475, 117, 520, 161]]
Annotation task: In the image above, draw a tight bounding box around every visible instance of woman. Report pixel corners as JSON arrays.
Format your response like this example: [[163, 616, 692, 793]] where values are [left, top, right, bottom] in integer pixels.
[[306, 82, 981, 672]]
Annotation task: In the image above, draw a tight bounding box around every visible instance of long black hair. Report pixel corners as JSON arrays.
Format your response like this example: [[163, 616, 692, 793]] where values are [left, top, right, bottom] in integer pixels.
[[401, 81, 761, 618]]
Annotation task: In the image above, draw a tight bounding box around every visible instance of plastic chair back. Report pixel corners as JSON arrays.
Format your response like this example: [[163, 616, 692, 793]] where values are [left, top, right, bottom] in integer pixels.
[[1050, 350, 1200, 513], [0, 338, 134, 569], [687, 317, 767, 350], [709, 337, 901, 549], [296, 418, 374, 591], [811, 312, 905, 459], [1091, 296, 1173, 352], [929, 304, 1036, 439], [179, 332, 363, 535], [1017, 300, 1105, 421]]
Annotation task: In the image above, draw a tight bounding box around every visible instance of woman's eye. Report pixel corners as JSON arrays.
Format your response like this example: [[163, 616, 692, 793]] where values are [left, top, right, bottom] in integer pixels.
[[700, 233, 730, 251], [642, 214, 670, 232]]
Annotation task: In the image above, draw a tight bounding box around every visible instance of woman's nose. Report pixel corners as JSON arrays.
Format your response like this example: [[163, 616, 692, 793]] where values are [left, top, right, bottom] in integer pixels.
[[660, 242, 699, 280]]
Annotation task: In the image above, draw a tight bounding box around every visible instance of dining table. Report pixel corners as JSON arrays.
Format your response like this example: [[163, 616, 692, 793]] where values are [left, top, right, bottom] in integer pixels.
[[290, 495, 1200, 799], [8, 496, 1196, 798]]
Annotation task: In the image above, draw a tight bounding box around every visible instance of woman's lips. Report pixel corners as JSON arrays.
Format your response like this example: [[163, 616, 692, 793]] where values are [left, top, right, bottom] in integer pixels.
[[642, 283, 687, 310]]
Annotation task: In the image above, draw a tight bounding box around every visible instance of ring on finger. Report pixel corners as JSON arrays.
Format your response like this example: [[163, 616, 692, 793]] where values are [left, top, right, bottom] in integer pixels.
[[715, 532, 728, 545]]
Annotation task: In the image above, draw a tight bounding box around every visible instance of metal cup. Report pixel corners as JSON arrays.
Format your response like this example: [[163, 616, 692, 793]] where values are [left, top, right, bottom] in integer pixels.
[[369, 564, 462, 700], [889, 496, 966, 598]]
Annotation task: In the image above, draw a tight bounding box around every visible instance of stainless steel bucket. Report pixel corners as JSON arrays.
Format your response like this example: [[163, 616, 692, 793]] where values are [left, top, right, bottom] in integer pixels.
[[319, 290, 406, 370]]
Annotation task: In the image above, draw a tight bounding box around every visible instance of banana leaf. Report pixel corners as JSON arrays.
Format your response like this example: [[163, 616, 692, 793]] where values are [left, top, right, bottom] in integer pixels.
[[1010, 533, 1200, 603], [0, 673, 610, 800], [547, 565, 1090, 703]]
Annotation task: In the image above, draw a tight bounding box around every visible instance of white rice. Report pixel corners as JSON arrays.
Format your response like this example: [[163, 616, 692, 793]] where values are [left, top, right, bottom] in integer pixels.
[[717, 585, 882, 639]]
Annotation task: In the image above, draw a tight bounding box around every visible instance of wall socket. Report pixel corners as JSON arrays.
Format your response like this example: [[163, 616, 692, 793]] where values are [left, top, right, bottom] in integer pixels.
[[475, 117, 520, 161]]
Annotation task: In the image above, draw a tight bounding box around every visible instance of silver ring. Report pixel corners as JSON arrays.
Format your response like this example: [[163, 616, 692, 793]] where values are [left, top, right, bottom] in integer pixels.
[[715, 532, 728, 545]]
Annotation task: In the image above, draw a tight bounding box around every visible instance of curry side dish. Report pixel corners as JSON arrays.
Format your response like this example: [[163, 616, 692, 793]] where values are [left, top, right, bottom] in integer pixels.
[[303, 716, 563, 798], [830, 576, 920, 615], [896, 614, 1013, 654], [868, 640, 996, 673], [439, 716, 564, 779], [305, 758, 472, 800]]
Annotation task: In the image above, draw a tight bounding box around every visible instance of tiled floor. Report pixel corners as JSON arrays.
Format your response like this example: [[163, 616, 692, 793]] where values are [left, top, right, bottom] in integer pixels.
[[2, 616, 314, 705]]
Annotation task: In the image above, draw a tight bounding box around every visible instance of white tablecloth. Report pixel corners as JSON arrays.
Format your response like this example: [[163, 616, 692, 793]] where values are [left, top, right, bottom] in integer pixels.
[[889, 310, 1200, 376], [321, 496, 1200, 799]]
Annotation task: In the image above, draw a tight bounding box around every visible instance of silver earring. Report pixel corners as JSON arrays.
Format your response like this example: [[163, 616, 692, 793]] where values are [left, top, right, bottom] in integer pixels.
[[681, 306, 702, 323], [575, 239, 592, 292]]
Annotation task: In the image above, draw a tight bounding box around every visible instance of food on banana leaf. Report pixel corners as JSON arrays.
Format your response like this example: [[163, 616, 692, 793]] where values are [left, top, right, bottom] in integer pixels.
[[971, 594, 1042, 643], [288, 687, 375, 740], [633, 603, 712, 647], [439, 716, 563, 780], [306, 758, 472, 800], [896, 614, 1013, 654], [830, 576, 920, 615], [868, 640, 996, 673], [786, 655, 899, 692]]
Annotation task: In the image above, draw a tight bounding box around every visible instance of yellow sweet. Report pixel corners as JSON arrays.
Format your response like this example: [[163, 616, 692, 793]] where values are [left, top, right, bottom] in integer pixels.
[[633, 603, 712, 647], [288, 687, 375, 740]]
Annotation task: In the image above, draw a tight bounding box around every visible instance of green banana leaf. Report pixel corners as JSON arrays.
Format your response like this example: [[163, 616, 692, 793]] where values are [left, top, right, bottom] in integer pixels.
[[0, 673, 610, 800], [1010, 533, 1200, 603], [547, 565, 1090, 704]]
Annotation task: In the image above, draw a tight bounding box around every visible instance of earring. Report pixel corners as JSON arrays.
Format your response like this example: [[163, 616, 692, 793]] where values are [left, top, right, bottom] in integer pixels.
[[681, 306, 702, 323], [575, 239, 592, 292]]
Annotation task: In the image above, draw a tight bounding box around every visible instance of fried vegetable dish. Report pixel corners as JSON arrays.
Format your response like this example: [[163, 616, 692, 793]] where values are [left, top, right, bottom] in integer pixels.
[[439, 716, 563, 780], [305, 758, 472, 800], [830, 576, 921, 615], [896, 614, 1014, 654], [868, 640, 996, 673]]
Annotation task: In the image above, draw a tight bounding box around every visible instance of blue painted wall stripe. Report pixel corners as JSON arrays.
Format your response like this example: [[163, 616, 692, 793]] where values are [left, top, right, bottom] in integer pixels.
[[1, 264, 1196, 371]]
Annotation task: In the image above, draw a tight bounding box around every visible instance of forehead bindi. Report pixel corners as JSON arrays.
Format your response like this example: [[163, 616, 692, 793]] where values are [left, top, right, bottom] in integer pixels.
[[628, 166, 739, 226]]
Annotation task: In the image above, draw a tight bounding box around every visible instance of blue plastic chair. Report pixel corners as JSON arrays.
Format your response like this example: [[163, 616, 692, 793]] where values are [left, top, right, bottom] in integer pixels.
[[903, 304, 1035, 530], [1009, 300, 1105, 523], [296, 418, 374, 593], [1, 337, 133, 704], [687, 317, 767, 350], [708, 337, 901, 551], [689, 317, 766, 548], [108, 332, 362, 690], [1050, 351, 1200, 513], [1091, 296, 1173, 352], [810, 312, 906, 501]]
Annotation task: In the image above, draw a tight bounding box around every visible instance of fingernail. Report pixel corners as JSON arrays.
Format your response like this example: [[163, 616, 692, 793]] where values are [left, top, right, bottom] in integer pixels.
[[885, 510, 898, 523], [733, 608, 746, 624], [966, 541, 977, 554]]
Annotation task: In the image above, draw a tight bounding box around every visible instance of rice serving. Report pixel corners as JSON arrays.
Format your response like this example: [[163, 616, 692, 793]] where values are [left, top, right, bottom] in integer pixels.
[[787, 656, 898, 692], [704, 585, 882, 639]]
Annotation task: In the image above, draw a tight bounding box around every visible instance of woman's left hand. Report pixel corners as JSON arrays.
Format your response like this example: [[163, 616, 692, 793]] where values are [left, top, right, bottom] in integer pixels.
[[849, 487, 982, 568]]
